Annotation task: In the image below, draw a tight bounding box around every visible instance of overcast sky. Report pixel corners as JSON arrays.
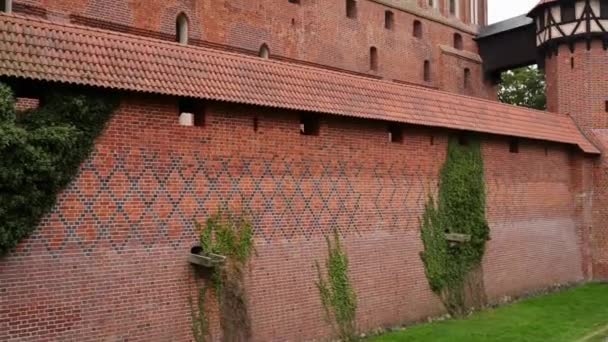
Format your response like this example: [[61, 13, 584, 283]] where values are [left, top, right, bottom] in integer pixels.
[[488, 0, 539, 23]]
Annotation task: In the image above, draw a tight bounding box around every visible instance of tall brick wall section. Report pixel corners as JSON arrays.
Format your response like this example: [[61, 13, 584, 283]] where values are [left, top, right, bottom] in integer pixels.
[[12, 0, 495, 99], [0, 95, 589, 341], [544, 41, 608, 279]]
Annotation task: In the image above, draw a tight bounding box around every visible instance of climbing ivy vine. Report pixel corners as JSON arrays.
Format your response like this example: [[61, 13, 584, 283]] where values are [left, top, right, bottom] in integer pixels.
[[0, 83, 117, 256], [191, 210, 254, 342], [316, 230, 358, 342], [420, 136, 490, 316]]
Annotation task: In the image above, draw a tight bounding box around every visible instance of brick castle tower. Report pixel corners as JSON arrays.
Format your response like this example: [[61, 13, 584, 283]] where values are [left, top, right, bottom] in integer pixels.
[[529, 0, 608, 278]]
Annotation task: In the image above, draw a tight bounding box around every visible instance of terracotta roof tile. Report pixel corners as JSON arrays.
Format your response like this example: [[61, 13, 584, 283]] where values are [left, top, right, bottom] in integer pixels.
[[0, 13, 599, 154]]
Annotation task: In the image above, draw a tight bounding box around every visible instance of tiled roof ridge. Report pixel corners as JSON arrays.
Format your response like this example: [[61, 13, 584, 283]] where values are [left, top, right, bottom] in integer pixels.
[[0, 12, 572, 120], [0, 12, 600, 154], [0, 12, 562, 119]]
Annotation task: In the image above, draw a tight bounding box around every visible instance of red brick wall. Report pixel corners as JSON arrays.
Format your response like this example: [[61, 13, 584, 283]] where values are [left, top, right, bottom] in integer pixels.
[[12, 0, 493, 99], [545, 42, 608, 131], [544, 41, 608, 280], [0, 95, 588, 341]]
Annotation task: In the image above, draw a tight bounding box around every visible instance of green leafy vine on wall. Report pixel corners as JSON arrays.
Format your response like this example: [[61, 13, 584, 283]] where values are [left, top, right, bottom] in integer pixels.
[[316, 230, 358, 342], [190, 210, 254, 342], [420, 136, 490, 316], [0, 83, 117, 256], [189, 285, 209, 342]]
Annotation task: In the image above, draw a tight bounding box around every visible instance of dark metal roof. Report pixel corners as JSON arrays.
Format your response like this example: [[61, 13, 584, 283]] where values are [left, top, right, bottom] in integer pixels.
[[477, 15, 534, 39]]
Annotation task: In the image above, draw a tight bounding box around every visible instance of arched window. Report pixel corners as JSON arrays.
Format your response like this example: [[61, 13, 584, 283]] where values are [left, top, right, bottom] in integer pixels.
[[176, 13, 189, 45], [1, 0, 12, 13], [413, 20, 422, 38], [453, 33, 463, 50], [370, 47, 378, 71], [423, 60, 431, 82], [464, 68, 471, 89], [259, 44, 270, 59], [346, 0, 357, 19]]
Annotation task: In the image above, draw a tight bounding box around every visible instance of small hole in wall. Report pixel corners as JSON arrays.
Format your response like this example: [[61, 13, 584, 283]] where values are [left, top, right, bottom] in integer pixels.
[[430, 135, 435, 145], [253, 116, 259, 132], [509, 139, 519, 153], [388, 124, 403, 143], [571, 57, 575, 69], [291, 18, 296, 25], [300, 113, 320, 136], [178, 98, 205, 127], [605, 100, 608, 113], [458, 134, 468, 146]]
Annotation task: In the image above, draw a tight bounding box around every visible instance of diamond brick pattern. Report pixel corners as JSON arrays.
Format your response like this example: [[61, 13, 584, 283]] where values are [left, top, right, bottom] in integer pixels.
[[27, 140, 454, 255], [0, 13, 599, 154]]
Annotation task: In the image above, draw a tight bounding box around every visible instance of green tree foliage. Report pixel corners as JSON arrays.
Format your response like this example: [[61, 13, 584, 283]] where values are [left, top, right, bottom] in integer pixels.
[[498, 66, 546, 110], [316, 230, 358, 341], [0, 83, 117, 256], [420, 137, 490, 316]]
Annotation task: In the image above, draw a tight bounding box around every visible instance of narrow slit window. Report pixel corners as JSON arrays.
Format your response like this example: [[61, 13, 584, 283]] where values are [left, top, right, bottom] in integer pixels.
[[346, 0, 357, 19], [413, 20, 422, 38], [464, 68, 471, 89], [561, 3, 575, 22], [385, 10, 394, 30], [388, 124, 403, 143], [300, 113, 320, 136], [453, 33, 463, 50], [423, 60, 431, 82], [370, 47, 378, 71], [509, 139, 520, 153], [288, 0, 300, 4], [605, 100, 608, 113], [253, 116, 259, 132], [176, 13, 189, 45], [178, 99, 205, 127]]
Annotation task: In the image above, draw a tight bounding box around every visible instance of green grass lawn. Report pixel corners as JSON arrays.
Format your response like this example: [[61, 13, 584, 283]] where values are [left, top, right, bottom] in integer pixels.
[[369, 283, 608, 342]]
